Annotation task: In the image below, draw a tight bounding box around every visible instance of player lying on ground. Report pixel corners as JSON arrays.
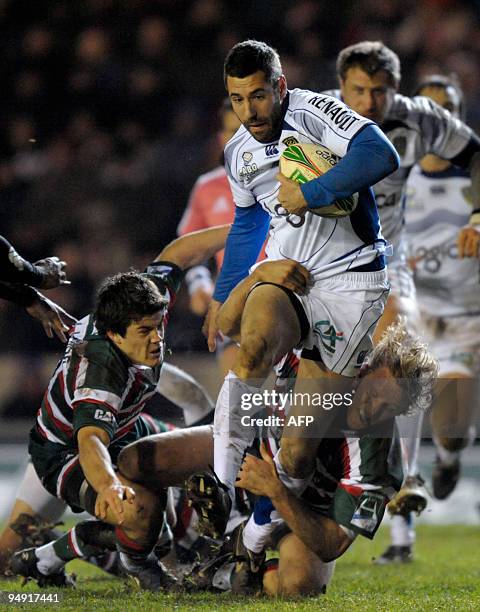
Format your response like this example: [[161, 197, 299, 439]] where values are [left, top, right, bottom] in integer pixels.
[[8, 225, 230, 592], [0, 234, 75, 341], [0, 362, 214, 576], [117, 319, 437, 597], [203, 39, 400, 538]]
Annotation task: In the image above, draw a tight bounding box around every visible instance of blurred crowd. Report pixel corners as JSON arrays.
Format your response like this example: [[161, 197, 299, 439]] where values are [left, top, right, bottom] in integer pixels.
[[1, 0, 479, 416]]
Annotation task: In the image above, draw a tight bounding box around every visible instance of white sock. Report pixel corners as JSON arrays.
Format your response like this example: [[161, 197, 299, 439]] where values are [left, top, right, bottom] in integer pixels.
[[35, 542, 64, 575], [242, 511, 282, 554], [213, 371, 262, 500], [390, 514, 415, 547], [273, 450, 312, 496], [434, 425, 476, 466], [396, 412, 423, 477]]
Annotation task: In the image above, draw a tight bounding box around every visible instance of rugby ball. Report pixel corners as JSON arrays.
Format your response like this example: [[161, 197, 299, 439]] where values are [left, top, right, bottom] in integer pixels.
[[280, 143, 358, 218]]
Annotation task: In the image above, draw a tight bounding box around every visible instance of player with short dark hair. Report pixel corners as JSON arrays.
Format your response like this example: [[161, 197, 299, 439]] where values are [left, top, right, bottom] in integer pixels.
[[201, 39, 399, 540], [10, 225, 230, 592]]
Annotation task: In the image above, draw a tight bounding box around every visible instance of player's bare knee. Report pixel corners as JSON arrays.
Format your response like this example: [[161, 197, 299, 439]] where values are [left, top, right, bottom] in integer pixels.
[[122, 485, 161, 530], [279, 572, 324, 597], [237, 334, 272, 378]]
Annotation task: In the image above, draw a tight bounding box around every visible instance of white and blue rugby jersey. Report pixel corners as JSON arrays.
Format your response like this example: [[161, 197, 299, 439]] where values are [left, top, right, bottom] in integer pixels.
[[405, 165, 480, 317], [326, 91, 473, 262], [224, 89, 388, 282]]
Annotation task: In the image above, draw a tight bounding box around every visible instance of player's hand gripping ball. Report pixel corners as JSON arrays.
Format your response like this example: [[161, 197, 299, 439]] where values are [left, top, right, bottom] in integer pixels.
[[280, 143, 358, 218]]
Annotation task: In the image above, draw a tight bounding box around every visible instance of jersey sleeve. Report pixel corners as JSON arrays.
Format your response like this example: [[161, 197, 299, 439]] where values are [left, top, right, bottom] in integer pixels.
[[413, 96, 473, 160], [143, 261, 185, 310], [177, 179, 208, 235], [71, 347, 125, 441]]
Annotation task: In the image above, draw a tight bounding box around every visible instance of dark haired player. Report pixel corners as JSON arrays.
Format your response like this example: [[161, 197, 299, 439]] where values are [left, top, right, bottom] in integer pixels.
[[10, 226, 230, 591]]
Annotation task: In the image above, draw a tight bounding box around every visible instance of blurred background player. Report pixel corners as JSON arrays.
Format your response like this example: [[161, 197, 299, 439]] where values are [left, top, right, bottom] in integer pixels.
[[177, 100, 241, 376], [0, 234, 74, 342], [328, 41, 480, 527], [376, 75, 480, 564]]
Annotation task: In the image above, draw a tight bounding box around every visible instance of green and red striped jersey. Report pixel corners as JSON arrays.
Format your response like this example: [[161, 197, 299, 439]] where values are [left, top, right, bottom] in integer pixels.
[[34, 261, 183, 449]]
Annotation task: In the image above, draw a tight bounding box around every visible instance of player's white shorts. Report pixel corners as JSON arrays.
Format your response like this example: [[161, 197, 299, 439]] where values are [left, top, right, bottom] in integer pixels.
[[387, 259, 416, 301], [421, 313, 480, 377], [16, 462, 66, 520], [296, 270, 389, 377]]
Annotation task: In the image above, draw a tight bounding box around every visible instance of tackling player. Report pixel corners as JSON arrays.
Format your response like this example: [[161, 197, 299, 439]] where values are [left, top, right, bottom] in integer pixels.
[[9, 225, 230, 591], [200, 39, 399, 537]]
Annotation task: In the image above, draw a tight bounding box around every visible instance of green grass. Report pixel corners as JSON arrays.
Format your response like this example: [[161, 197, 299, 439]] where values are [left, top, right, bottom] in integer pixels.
[[1, 525, 479, 611]]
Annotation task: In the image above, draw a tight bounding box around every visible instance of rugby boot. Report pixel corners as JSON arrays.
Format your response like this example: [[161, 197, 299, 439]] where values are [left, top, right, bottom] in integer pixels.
[[10, 513, 62, 548], [183, 539, 234, 592], [432, 455, 461, 500], [119, 553, 178, 592], [10, 547, 76, 588], [186, 469, 232, 539], [374, 545, 413, 565], [229, 521, 265, 595], [387, 475, 428, 516]]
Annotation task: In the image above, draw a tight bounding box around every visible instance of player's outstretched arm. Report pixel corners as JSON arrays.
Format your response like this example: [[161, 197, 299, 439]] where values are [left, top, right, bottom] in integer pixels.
[[217, 260, 311, 341], [155, 225, 231, 270], [77, 426, 135, 524]]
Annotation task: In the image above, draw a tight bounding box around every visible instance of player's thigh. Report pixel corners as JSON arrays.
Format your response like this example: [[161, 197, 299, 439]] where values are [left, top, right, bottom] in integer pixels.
[[118, 425, 214, 487], [240, 283, 302, 358], [277, 532, 334, 596], [280, 359, 343, 475]]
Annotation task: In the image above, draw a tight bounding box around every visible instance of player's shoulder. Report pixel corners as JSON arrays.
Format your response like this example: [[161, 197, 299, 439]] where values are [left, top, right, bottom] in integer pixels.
[[224, 124, 250, 158], [389, 92, 446, 122], [287, 87, 341, 111]]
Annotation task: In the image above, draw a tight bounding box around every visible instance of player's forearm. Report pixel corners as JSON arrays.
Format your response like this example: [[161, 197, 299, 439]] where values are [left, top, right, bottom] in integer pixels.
[[0, 235, 46, 287], [78, 433, 120, 494], [156, 225, 231, 270], [0, 281, 38, 307], [302, 125, 400, 209], [217, 268, 263, 338], [270, 482, 351, 561]]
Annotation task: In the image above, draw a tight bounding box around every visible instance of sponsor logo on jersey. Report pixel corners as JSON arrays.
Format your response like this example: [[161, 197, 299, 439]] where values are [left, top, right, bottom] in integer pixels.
[[307, 96, 361, 131], [282, 136, 299, 146], [313, 320, 344, 353], [351, 492, 384, 533], [265, 144, 279, 157], [94, 409, 115, 423], [240, 151, 259, 182]]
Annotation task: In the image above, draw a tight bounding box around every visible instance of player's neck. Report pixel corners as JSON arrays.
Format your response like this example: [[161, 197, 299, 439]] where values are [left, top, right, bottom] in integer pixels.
[[419, 154, 451, 173]]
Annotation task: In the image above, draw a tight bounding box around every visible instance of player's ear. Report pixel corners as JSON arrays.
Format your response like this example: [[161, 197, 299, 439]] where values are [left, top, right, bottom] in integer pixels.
[[278, 75, 287, 99], [106, 329, 123, 346]]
